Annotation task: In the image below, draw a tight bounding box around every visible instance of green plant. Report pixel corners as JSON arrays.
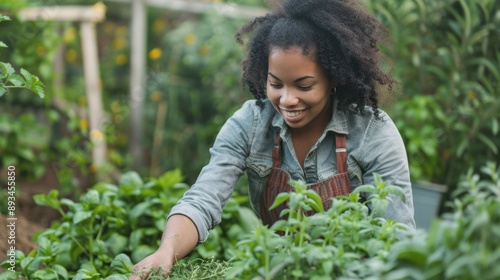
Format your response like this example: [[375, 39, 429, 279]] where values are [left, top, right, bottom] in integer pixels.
[[375, 162, 500, 279], [0, 14, 45, 98], [0, 114, 47, 184], [227, 174, 411, 279], [366, 0, 500, 187], [0, 170, 257, 278]]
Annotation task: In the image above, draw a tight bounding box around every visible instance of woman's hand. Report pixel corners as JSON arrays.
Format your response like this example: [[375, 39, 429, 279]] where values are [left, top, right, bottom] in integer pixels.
[[128, 249, 174, 280], [128, 214, 199, 280]]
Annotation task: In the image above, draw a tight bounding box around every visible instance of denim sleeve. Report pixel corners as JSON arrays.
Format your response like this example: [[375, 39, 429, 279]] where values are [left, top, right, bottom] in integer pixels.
[[167, 101, 255, 242], [359, 113, 416, 229]]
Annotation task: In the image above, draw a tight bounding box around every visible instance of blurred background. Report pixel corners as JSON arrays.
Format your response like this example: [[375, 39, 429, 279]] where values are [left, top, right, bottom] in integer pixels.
[[0, 0, 499, 225]]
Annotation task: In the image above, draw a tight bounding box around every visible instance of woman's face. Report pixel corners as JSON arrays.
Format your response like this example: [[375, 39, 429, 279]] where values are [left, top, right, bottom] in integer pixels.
[[267, 46, 333, 131]]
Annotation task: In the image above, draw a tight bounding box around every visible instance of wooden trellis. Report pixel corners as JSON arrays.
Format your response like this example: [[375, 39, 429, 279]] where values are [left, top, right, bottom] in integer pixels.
[[19, 3, 107, 168], [111, 0, 268, 169]]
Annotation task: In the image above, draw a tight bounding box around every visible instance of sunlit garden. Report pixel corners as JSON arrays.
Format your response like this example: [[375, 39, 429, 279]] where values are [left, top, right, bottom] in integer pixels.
[[1, 0, 499, 279]]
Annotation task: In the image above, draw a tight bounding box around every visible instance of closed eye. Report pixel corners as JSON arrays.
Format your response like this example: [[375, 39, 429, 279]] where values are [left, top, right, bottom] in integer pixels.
[[297, 85, 313, 91], [269, 83, 283, 89]]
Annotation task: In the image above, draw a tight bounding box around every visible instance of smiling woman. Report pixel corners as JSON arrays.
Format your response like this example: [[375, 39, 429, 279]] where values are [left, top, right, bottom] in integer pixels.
[[130, 0, 415, 279]]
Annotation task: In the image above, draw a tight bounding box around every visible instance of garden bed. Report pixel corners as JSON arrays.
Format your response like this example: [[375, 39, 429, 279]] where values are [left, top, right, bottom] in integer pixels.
[[0, 165, 62, 264]]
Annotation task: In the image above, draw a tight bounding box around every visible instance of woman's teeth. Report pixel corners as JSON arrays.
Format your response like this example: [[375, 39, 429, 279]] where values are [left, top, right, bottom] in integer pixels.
[[284, 110, 303, 117]]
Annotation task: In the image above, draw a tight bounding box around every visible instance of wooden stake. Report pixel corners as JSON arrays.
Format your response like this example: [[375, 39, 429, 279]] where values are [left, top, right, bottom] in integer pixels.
[[80, 21, 106, 168]]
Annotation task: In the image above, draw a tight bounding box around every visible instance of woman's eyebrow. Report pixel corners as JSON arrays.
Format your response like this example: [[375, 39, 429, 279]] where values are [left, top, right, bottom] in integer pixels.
[[268, 72, 314, 83]]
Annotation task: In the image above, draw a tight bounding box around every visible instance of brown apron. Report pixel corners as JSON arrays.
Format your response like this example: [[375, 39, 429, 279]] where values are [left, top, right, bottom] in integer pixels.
[[259, 133, 352, 226]]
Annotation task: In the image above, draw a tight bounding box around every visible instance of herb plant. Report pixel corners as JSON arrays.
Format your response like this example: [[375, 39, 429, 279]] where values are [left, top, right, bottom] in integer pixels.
[[0, 170, 257, 279], [227, 174, 411, 279]]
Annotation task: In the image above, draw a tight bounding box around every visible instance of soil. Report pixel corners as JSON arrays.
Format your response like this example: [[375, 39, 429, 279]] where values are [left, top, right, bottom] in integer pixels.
[[0, 164, 65, 268]]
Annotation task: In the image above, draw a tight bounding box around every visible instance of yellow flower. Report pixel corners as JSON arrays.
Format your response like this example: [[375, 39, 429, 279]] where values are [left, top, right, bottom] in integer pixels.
[[63, 27, 77, 43], [149, 48, 162, 60], [184, 33, 196, 45], [79, 119, 88, 130], [115, 54, 128, 65], [153, 18, 167, 33], [65, 49, 77, 62], [36, 44, 45, 55], [151, 91, 162, 102], [78, 96, 86, 106], [90, 129, 104, 142], [111, 101, 120, 113], [199, 45, 209, 56], [89, 164, 96, 173], [113, 37, 126, 50], [466, 90, 476, 100]]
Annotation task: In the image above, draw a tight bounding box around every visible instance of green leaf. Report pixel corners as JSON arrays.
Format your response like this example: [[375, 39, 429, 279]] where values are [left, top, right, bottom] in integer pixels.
[[106, 233, 128, 257], [304, 189, 325, 213], [155, 169, 184, 189], [269, 192, 290, 210], [110, 254, 133, 274], [0, 271, 18, 280], [7, 74, 25, 87], [53, 264, 69, 280], [0, 15, 10, 22], [0, 62, 15, 76], [477, 133, 498, 154], [353, 185, 377, 194], [73, 211, 93, 224], [0, 41, 7, 48], [73, 269, 100, 280], [83, 189, 100, 205], [119, 171, 144, 188], [385, 185, 407, 203], [0, 86, 6, 97], [19, 68, 45, 98], [104, 275, 128, 280], [30, 269, 59, 280], [33, 190, 61, 210], [492, 118, 499, 135], [19, 68, 34, 84], [129, 201, 153, 227]]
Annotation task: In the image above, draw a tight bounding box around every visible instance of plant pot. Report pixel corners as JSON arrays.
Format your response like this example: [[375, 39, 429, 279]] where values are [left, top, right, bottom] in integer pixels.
[[412, 181, 448, 229]]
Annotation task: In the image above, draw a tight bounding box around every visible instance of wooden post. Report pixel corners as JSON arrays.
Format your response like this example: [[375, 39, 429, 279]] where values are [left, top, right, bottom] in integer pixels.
[[129, 0, 147, 170], [19, 3, 107, 168], [80, 21, 106, 167]]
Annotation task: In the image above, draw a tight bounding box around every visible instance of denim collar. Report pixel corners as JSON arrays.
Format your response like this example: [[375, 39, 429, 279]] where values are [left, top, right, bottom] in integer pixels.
[[270, 98, 350, 138]]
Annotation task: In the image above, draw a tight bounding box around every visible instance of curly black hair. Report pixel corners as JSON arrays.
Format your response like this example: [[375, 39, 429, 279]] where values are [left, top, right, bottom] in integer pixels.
[[235, 0, 396, 115]]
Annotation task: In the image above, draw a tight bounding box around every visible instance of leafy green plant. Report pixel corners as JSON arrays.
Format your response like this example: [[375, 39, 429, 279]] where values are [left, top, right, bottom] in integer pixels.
[[0, 170, 257, 279], [0, 15, 45, 98], [366, 0, 500, 188], [227, 174, 411, 279], [0, 113, 47, 185], [375, 162, 500, 280]]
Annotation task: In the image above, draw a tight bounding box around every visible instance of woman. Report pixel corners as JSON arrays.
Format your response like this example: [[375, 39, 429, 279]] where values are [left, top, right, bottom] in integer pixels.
[[130, 0, 415, 278]]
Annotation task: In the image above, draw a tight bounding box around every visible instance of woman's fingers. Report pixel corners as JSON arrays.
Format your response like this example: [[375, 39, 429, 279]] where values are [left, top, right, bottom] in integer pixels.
[[128, 253, 172, 280]]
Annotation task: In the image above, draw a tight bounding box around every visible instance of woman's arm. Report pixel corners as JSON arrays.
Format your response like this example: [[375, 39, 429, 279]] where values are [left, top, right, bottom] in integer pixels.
[[129, 101, 258, 278], [128, 214, 198, 279], [359, 112, 416, 229]]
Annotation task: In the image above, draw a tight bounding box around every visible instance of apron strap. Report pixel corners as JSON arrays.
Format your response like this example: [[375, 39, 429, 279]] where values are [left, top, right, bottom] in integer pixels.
[[335, 133, 348, 174], [272, 134, 281, 168]]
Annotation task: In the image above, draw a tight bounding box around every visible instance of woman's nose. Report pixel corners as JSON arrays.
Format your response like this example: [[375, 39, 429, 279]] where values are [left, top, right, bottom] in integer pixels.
[[280, 89, 299, 106]]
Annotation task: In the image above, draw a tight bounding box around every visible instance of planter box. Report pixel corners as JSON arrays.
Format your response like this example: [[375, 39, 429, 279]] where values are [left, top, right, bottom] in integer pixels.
[[412, 181, 448, 229]]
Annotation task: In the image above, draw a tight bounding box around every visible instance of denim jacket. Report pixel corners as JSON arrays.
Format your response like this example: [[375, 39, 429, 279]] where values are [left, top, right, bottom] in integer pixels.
[[168, 99, 416, 242]]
